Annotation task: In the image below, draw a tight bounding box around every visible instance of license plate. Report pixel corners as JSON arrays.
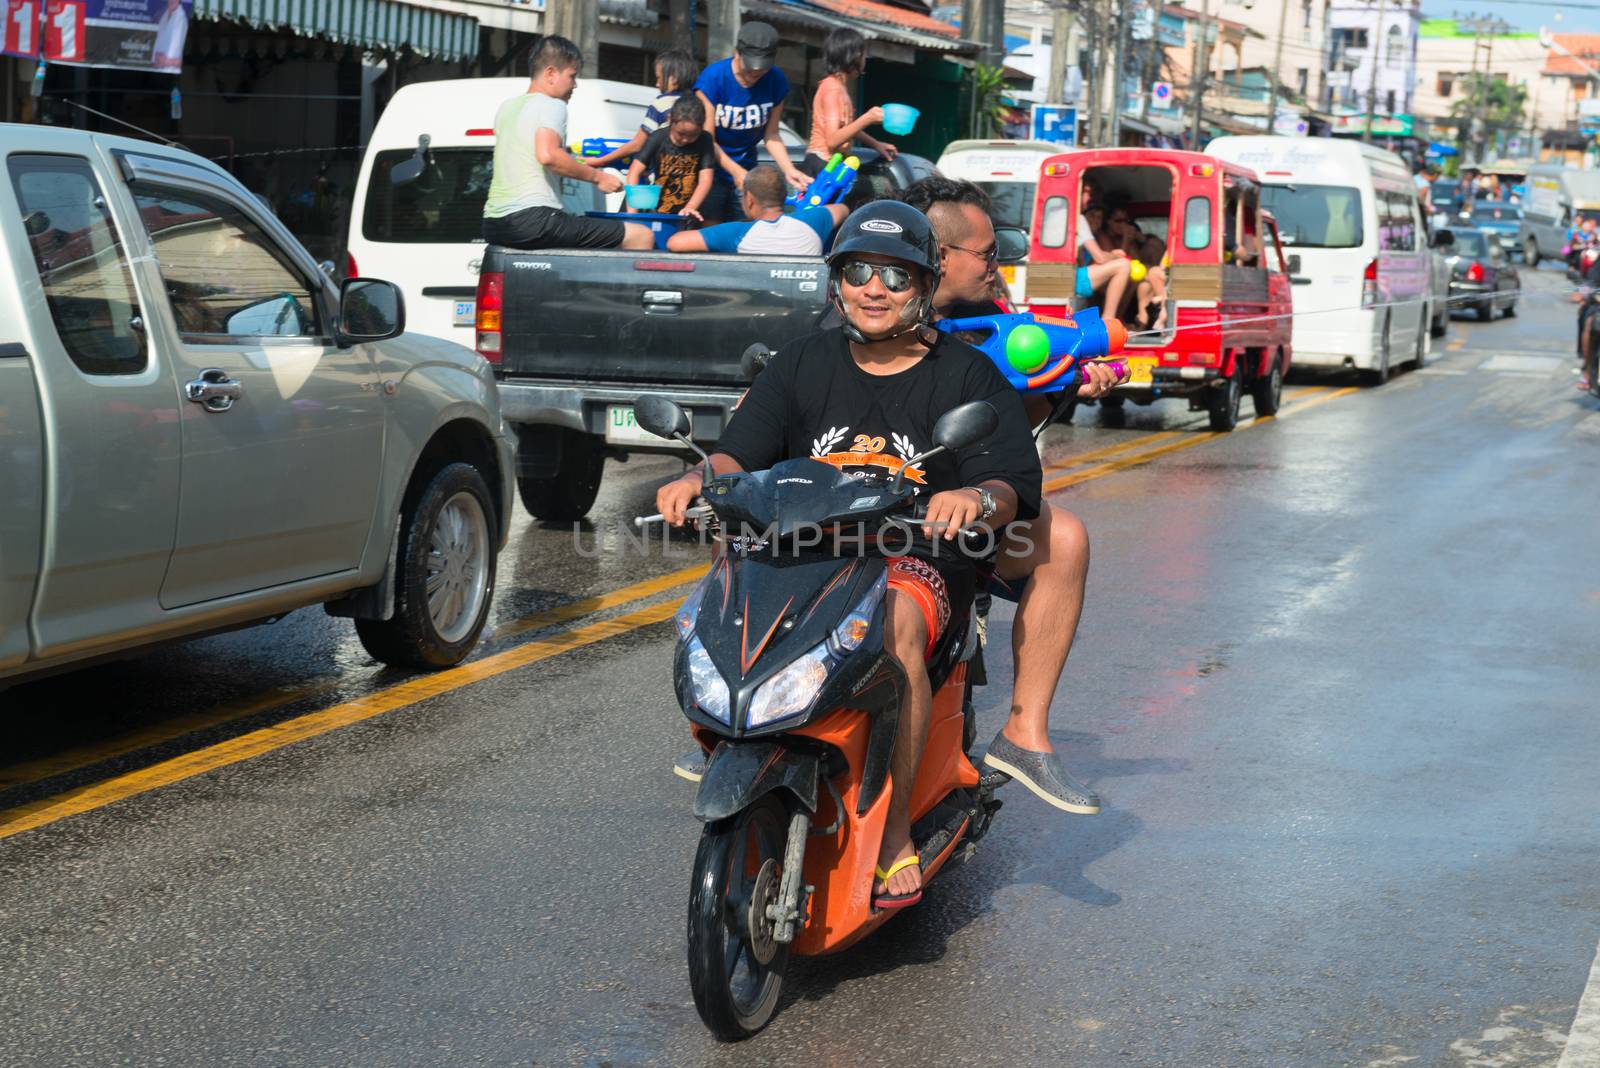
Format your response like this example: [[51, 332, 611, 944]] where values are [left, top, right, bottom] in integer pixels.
[[1127, 357, 1158, 385], [606, 404, 689, 446], [452, 299, 475, 327], [999, 264, 1018, 284]]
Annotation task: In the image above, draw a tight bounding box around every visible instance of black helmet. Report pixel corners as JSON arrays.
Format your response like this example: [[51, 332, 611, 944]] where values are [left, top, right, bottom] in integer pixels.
[[827, 201, 941, 343], [827, 200, 941, 285]]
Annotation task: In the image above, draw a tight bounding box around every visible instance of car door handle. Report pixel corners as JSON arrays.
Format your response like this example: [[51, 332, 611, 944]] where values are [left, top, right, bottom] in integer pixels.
[[185, 369, 243, 413]]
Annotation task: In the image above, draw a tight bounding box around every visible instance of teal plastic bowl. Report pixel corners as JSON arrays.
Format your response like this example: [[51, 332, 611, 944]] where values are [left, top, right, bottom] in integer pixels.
[[881, 104, 919, 135], [625, 184, 662, 210]]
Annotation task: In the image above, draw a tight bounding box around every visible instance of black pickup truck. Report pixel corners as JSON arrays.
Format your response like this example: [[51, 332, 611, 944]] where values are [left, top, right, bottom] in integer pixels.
[[477, 247, 831, 519], [478, 149, 940, 522]]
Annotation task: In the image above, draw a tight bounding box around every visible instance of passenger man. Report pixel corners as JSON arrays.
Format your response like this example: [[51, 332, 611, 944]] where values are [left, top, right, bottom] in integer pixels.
[[900, 175, 1121, 816], [693, 21, 812, 224], [658, 201, 1044, 907], [482, 36, 654, 251], [665, 165, 845, 255]]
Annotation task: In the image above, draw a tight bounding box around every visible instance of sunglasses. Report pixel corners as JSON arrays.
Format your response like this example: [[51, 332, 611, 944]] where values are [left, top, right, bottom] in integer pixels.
[[839, 260, 916, 292], [945, 242, 998, 268]]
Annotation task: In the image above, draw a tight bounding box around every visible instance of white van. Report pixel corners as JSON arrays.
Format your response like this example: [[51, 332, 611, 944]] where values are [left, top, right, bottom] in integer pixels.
[[1520, 163, 1600, 266], [936, 139, 1075, 306], [1207, 136, 1432, 382]]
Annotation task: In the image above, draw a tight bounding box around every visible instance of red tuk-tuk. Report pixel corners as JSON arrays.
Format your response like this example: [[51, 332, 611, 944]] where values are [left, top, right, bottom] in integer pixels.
[[1026, 149, 1293, 430]]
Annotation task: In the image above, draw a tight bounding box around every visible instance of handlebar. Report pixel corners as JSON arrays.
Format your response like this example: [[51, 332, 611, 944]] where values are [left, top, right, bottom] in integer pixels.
[[634, 504, 713, 528]]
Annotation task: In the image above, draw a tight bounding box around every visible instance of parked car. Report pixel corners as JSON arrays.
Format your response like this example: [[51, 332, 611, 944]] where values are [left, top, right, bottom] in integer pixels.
[[1026, 147, 1294, 428], [1441, 227, 1520, 321], [0, 125, 515, 684], [1209, 135, 1431, 385], [936, 139, 1074, 305], [1467, 200, 1524, 257]]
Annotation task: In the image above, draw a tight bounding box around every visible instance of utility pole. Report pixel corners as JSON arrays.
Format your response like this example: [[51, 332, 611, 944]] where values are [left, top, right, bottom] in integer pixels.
[[1361, 15, 1381, 143], [1109, 1, 1130, 143], [1046, 1, 1077, 106], [1084, 0, 1102, 145], [1189, 0, 1212, 146], [1269, 0, 1291, 126]]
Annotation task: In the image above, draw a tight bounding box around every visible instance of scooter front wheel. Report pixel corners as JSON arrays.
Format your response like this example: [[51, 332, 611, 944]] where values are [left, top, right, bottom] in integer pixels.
[[687, 796, 790, 1040]]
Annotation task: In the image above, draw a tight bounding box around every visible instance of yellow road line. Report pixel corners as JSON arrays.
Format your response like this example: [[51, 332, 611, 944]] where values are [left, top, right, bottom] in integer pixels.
[[0, 564, 709, 793], [1043, 385, 1358, 494], [0, 601, 681, 840], [1037, 385, 1325, 476], [0, 384, 1365, 839]]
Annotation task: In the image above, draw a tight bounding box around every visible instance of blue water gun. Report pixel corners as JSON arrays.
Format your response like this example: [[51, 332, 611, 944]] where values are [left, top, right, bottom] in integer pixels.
[[935, 307, 1128, 395], [571, 137, 631, 159], [786, 152, 860, 209]]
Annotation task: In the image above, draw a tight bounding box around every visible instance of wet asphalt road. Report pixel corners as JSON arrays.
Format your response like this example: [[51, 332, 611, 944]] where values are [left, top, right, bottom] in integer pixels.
[[2, 267, 1598, 1067]]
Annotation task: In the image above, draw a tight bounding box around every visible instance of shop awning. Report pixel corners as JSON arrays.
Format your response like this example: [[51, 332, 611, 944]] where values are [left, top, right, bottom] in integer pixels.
[[193, 0, 480, 61], [744, 0, 978, 55]]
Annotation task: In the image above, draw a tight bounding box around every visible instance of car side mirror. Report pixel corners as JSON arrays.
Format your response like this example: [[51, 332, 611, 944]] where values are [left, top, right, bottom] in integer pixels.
[[1432, 229, 1454, 249], [993, 226, 1029, 265], [390, 134, 431, 187], [337, 278, 405, 345]]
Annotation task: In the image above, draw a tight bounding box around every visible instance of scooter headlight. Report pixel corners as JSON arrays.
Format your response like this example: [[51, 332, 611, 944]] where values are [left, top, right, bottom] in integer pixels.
[[747, 641, 830, 728], [686, 636, 730, 723]]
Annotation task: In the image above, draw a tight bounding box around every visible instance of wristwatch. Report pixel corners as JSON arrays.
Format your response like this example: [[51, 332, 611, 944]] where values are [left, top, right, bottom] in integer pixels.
[[972, 487, 997, 522]]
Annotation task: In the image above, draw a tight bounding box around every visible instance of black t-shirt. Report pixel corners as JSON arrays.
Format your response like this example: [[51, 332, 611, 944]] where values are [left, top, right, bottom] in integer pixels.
[[634, 126, 715, 214], [715, 327, 1043, 576]]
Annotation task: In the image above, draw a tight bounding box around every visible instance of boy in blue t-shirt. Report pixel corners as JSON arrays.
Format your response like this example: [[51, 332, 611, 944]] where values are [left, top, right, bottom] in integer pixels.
[[693, 21, 812, 223]]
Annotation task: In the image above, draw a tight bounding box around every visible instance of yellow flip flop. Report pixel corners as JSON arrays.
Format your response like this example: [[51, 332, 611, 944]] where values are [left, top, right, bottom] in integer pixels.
[[873, 853, 923, 910]]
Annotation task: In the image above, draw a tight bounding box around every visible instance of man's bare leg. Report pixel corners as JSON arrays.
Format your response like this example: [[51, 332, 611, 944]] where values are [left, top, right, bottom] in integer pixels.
[[877, 590, 932, 898], [983, 503, 1101, 814]]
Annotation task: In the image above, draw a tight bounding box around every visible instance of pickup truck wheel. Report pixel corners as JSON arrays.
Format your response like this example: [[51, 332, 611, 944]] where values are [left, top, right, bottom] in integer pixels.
[[356, 463, 496, 669], [1250, 358, 1283, 416], [1207, 368, 1242, 431], [517, 430, 604, 521]]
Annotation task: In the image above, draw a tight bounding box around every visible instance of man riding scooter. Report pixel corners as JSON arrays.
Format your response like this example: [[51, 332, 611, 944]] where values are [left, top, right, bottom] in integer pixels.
[[657, 201, 1043, 906]]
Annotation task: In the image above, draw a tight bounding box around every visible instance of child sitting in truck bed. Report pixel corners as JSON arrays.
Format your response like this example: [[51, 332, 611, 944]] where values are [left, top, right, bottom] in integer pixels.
[[626, 96, 715, 219], [586, 49, 699, 170]]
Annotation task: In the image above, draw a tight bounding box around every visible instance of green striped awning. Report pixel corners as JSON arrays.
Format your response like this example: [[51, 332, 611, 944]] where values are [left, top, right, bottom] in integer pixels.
[[193, 0, 480, 61]]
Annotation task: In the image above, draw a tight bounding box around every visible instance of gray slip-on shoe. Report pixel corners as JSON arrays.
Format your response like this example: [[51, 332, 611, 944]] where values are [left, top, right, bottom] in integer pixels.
[[673, 748, 707, 783], [982, 732, 1100, 814]]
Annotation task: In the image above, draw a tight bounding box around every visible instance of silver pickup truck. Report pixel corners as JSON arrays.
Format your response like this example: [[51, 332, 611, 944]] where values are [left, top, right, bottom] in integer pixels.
[[0, 125, 515, 684]]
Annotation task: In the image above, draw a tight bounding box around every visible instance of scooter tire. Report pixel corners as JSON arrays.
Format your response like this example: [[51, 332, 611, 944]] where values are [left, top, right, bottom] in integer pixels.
[[687, 796, 790, 1040]]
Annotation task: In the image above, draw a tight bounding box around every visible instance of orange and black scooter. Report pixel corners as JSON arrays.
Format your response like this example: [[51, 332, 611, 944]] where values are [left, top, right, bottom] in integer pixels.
[[633, 394, 1009, 1041]]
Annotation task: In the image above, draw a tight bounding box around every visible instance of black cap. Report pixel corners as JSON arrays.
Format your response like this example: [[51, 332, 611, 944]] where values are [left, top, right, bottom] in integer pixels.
[[736, 21, 779, 72]]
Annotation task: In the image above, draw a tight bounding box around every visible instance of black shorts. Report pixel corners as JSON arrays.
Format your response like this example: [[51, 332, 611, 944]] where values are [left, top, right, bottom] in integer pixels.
[[482, 206, 625, 250]]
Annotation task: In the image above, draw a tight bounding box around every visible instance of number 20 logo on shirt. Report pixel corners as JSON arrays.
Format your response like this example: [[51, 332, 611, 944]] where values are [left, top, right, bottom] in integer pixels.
[[43, 0, 83, 62]]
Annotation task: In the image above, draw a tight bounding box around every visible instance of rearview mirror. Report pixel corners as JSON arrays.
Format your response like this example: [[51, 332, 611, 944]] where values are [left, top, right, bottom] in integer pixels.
[[22, 210, 50, 237], [390, 134, 432, 187], [933, 400, 999, 452], [993, 226, 1029, 265], [634, 395, 691, 441], [337, 278, 405, 345], [1431, 229, 1455, 249], [740, 342, 772, 381]]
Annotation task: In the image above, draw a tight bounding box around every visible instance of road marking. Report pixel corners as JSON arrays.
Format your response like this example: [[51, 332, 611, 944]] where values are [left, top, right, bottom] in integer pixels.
[[0, 385, 1363, 839], [1043, 386, 1358, 494], [0, 600, 682, 841], [0, 564, 709, 793], [1557, 938, 1600, 1067], [1448, 338, 1466, 351]]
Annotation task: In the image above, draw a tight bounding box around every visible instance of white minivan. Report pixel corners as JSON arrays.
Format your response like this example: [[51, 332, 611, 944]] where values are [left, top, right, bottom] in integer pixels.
[[935, 139, 1075, 306], [1207, 136, 1432, 382]]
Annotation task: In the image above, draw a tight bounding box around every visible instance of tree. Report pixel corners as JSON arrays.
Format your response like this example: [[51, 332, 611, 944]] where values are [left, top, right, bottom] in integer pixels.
[[1451, 73, 1526, 158], [970, 64, 1011, 137]]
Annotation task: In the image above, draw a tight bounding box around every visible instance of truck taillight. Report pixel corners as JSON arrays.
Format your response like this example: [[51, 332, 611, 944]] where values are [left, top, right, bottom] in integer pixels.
[[345, 252, 358, 278], [1361, 258, 1378, 307], [476, 271, 504, 364], [1466, 261, 1485, 283]]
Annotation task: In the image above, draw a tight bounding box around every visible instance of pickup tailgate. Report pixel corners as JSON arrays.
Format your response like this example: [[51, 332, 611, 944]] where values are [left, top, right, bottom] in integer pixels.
[[488, 247, 829, 387]]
